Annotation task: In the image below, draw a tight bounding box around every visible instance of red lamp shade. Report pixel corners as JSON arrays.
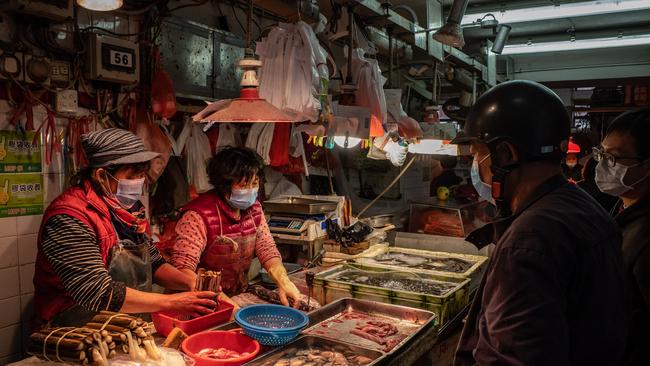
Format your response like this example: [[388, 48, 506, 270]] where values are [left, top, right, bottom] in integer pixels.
[[197, 58, 296, 124]]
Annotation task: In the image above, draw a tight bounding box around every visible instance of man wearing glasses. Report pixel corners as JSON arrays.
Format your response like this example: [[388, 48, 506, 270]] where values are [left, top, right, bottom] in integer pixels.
[[594, 108, 650, 365], [452, 80, 626, 366]]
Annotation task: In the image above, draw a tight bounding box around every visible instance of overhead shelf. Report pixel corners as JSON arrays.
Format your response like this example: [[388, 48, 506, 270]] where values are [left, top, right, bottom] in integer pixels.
[[349, 0, 494, 86]]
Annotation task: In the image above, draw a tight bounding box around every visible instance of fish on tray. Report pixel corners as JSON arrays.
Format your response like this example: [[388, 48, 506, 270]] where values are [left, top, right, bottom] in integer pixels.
[[332, 271, 457, 296], [372, 252, 474, 273], [307, 311, 408, 353]]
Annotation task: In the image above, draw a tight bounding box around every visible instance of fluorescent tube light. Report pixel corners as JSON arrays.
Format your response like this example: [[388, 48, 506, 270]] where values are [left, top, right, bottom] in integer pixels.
[[77, 0, 123, 11], [501, 34, 650, 55], [462, 0, 650, 25], [408, 139, 458, 156]]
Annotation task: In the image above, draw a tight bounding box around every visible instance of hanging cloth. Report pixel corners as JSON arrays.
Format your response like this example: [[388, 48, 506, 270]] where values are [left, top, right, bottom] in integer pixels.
[[269, 123, 291, 167]]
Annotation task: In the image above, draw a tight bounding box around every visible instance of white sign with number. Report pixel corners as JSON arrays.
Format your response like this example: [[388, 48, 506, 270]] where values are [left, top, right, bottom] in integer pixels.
[[109, 50, 133, 68]]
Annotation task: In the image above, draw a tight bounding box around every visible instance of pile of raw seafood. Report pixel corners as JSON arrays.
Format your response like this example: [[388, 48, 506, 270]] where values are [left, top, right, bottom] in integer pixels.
[[308, 311, 407, 353], [332, 270, 457, 296], [370, 252, 474, 273], [231, 285, 321, 312], [262, 348, 374, 366], [197, 348, 250, 360]]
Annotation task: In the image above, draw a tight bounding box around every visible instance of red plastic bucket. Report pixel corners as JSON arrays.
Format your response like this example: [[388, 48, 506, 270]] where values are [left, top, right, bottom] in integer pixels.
[[182, 330, 261, 366]]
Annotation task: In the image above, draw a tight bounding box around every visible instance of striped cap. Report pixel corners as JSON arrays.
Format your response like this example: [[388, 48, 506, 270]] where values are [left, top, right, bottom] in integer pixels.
[[81, 128, 160, 168]]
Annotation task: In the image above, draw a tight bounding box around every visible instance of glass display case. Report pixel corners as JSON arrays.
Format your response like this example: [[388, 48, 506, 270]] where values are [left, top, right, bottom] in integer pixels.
[[408, 198, 493, 238]]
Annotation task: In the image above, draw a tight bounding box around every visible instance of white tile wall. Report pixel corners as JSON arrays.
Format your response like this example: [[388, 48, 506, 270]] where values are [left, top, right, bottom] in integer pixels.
[[0, 324, 21, 358], [0, 268, 19, 300], [0, 218, 18, 238], [0, 237, 18, 269], [18, 264, 35, 295], [16, 215, 41, 236], [0, 297, 21, 328], [19, 294, 33, 324], [0, 217, 39, 361], [0, 104, 70, 361], [17, 235, 37, 266]]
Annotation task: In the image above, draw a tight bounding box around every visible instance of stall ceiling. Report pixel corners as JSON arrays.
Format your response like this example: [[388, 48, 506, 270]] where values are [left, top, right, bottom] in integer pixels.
[[384, 0, 650, 83]]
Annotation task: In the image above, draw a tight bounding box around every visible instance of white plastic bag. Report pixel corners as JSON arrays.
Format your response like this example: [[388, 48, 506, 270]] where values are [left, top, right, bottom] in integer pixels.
[[185, 123, 213, 193]]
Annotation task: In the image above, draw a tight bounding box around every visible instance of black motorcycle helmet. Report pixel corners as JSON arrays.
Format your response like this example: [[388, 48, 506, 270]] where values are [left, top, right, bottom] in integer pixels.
[[452, 80, 570, 213], [452, 80, 570, 161]]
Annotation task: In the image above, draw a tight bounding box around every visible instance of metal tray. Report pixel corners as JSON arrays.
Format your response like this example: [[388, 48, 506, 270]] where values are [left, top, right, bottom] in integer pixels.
[[313, 264, 470, 325], [244, 335, 385, 366], [264, 197, 338, 215], [303, 298, 436, 354]]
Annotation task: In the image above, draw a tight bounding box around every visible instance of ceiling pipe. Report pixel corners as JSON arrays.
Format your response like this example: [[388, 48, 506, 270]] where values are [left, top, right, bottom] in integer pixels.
[[391, 5, 419, 29], [491, 24, 512, 54], [433, 0, 469, 48]]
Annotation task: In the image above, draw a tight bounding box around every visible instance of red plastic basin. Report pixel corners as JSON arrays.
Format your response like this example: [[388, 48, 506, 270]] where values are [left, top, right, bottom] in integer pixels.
[[153, 301, 234, 337], [182, 330, 261, 366]]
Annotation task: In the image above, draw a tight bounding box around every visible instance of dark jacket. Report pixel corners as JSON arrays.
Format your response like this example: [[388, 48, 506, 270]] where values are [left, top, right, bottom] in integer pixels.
[[455, 175, 626, 366], [615, 195, 650, 366]]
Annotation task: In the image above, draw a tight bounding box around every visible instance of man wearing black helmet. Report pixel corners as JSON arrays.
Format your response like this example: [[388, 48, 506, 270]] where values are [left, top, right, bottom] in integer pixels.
[[452, 80, 626, 365]]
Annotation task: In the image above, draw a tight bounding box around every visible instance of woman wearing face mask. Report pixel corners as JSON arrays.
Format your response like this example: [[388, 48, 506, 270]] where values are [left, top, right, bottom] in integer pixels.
[[171, 147, 301, 308], [594, 108, 650, 366], [561, 138, 583, 182], [33, 129, 218, 329]]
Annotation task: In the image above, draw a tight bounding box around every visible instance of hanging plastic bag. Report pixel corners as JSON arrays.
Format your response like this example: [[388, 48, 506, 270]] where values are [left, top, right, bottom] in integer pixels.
[[128, 99, 172, 183], [151, 48, 177, 120], [216, 123, 241, 149], [184, 123, 213, 193]]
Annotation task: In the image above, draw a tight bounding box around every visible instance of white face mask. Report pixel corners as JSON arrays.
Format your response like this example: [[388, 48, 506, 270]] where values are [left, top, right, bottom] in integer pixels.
[[104, 172, 145, 209], [595, 160, 649, 197], [471, 155, 495, 204]]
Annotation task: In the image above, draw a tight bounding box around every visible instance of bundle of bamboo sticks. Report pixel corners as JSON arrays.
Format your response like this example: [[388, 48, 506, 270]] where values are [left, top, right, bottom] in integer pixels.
[[29, 311, 162, 365], [195, 268, 221, 294], [28, 327, 115, 366]]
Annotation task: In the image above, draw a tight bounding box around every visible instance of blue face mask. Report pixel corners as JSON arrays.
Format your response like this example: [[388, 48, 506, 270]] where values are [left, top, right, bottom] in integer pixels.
[[228, 187, 259, 210], [471, 156, 495, 205]]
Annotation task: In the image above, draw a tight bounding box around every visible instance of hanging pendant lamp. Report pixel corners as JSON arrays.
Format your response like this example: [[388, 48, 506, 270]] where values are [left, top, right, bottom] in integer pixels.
[[77, 0, 123, 11], [199, 58, 296, 123], [198, 0, 296, 124]]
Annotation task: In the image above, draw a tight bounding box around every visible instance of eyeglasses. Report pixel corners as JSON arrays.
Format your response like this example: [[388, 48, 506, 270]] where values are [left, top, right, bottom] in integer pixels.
[[592, 147, 643, 168]]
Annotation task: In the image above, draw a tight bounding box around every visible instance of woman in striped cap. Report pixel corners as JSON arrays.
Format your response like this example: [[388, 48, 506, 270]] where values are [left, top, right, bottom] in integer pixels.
[[32, 128, 217, 328]]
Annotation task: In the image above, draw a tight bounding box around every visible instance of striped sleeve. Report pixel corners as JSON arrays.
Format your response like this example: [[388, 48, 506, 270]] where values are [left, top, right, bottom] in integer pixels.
[[149, 240, 166, 274], [41, 215, 126, 312]]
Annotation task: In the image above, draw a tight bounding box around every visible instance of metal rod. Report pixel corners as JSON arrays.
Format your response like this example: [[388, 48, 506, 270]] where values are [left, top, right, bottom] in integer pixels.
[[358, 156, 417, 218], [388, 27, 393, 88], [247, 0, 253, 50], [347, 5, 355, 84]]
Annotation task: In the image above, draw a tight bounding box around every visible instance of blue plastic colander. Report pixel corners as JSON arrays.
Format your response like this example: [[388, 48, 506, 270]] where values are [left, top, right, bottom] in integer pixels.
[[235, 304, 309, 346]]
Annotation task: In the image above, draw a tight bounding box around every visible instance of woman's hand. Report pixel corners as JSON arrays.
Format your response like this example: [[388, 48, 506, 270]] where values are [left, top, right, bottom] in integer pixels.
[[165, 291, 218, 317], [266, 259, 303, 309], [278, 281, 302, 309]]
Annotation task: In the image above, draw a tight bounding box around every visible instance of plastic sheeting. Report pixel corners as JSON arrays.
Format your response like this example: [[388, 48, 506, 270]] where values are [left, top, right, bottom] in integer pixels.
[[185, 123, 213, 193], [256, 21, 329, 122], [342, 48, 388, 131]]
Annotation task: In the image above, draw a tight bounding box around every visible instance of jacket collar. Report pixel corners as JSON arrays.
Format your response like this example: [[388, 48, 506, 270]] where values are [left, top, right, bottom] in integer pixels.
[[466, 174, 569, 249], [82, 180, 111, 219], [615, 193, 650, 226]]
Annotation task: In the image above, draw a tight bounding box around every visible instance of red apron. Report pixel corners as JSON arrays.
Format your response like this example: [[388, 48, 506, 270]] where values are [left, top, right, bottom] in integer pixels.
[[198, 204, 259, 296]]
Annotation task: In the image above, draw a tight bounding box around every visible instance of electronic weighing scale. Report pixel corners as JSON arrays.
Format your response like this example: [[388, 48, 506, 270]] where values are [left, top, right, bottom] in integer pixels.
[[264, 196, 341, 260]]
